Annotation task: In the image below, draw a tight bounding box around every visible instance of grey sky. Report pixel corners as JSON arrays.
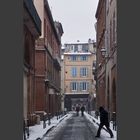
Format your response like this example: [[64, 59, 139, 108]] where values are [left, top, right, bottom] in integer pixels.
[[48, 0, 99, 44]]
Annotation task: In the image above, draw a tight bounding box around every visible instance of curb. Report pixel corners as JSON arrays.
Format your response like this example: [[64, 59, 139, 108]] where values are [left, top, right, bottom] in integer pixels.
[[58, 115, 68, 123], [37, 114, 68, 140]]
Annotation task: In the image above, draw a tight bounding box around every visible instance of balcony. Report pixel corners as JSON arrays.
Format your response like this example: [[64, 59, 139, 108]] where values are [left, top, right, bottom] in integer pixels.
[[24, 0, 41, 37], [47, 42, 53, 56], [54, 53, 61, 70]]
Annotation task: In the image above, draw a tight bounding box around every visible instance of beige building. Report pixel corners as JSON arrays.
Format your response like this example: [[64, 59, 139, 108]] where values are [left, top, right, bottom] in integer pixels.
[[62, 39, 96, 111]]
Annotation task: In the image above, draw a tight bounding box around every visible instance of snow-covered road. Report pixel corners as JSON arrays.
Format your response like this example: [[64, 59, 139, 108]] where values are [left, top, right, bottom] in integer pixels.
[[43, 112, 98, 140]]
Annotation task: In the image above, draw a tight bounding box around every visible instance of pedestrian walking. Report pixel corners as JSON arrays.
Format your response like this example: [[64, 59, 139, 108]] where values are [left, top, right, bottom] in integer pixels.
[[81, 105, 85, 116], [95, 106, 114, 138], [76, 104, 80, 116]]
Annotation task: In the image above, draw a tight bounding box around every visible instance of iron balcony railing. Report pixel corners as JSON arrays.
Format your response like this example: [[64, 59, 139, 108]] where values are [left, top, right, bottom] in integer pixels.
[[24, 0, 41, 35]]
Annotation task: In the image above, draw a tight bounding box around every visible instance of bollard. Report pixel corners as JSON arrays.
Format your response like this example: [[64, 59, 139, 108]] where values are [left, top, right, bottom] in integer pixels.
[[23, 120, 26, 140], [112, 112, 116, 131], [26, 119, 30, 138], [43, 115, 46, 129], [57, 112, 58, 120], [48, 113, 51, 125]]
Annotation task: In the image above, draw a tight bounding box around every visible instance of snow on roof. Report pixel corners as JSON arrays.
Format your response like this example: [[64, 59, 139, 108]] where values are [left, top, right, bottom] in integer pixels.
[[63, 52, 92, 55], [64, 92, 90, 95]]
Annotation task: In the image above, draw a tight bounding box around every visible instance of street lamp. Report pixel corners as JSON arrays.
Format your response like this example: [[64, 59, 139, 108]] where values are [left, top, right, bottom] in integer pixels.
[[100, 48, 106, 57], [100, 47, 113, 59]]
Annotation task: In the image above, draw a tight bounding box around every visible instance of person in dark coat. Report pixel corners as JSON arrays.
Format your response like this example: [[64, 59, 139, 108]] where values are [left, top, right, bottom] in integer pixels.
[[81, 105, 85, 116], [95, 106, 114, 138], [76, 104, 80, 116]]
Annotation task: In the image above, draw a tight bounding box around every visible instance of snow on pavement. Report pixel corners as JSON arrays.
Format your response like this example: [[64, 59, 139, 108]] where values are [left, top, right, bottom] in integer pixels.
[[25, 111, 117, 140], [26, 113, 73, 140]]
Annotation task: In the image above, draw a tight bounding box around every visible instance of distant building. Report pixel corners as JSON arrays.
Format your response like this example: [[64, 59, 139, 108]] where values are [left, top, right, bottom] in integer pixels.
[[62, 39, 96, 111], [23, 0, 41, 125]]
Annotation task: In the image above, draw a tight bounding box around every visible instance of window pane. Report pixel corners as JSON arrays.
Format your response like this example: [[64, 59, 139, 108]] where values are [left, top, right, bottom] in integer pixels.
[[71, 67, 77, 77], [71, 55, 77, 61], [71, 82, 78, 91], [80, 55, 87, 61]]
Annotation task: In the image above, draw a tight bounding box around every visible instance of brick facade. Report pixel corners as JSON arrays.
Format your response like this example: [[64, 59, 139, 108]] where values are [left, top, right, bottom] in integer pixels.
[[96, 0, 106, 110], [95, 0, 117, 120], [23, 0, 41, 125], [34, 0, 63, 118]]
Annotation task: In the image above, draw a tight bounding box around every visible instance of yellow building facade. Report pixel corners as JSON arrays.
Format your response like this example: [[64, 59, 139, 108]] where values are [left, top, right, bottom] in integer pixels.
[[63, 40, 96, 111]]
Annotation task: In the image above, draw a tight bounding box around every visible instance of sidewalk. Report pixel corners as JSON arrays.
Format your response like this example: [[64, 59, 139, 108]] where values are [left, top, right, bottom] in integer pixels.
[[25, 113, 72, 140], [84, 111, 117, 139]]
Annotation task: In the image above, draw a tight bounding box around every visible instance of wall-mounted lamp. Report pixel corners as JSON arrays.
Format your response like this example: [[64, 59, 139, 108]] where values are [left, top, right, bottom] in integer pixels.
[[44, 79, 49, 84], [100, 48, 106, 57], [100, 47, 113, 59]]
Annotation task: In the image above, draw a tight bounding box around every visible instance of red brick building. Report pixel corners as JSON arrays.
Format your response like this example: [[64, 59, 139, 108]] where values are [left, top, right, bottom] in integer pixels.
[[34, 0, 63, 118], [95, 0, 106, 109], [105, 0, 117, 118], [23, 0, 41, 125], [95, 0, 117, 120]]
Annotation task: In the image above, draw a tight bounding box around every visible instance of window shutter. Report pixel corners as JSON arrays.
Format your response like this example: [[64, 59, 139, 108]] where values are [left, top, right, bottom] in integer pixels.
[[70, 82, 72, 91], [75, 67, 77, 77], [80, 68, 82, 77], [71, 68, 73, 77], [79, 82, 81, 91], [77, 82, 79, 91], [87, 82, 90, 91], [87, 68, 88, 77]]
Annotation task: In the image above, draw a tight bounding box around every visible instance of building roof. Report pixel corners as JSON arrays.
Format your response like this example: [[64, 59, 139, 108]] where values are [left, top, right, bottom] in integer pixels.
[[44, 0, 61, 45], [95, 0, 104, 18]]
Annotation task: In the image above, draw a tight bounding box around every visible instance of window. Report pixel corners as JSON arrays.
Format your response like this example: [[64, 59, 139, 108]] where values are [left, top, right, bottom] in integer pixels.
[[78, 45, 82, 52], [71, 55, 77, 61], [71, 67, 77, 77], [82, 45, 89, 52], [80, 67, 88, 77], [80, 55, 88, 61], [80, 82, 89, 91], [70, 45, 74, 52], [70, 82, 78, 91], [74, 45, 78, 52]]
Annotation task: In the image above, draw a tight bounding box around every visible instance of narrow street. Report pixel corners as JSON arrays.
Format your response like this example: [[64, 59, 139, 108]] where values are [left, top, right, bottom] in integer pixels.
[[43, 112, 97, 140]]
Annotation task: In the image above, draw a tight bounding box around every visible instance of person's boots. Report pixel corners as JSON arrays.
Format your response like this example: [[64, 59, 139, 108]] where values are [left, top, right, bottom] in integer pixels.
[[110, 135, 114, 138]]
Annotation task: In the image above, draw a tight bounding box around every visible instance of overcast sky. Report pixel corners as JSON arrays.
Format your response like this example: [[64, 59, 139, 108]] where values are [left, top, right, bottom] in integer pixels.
[[48, 0, 99, 44]]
